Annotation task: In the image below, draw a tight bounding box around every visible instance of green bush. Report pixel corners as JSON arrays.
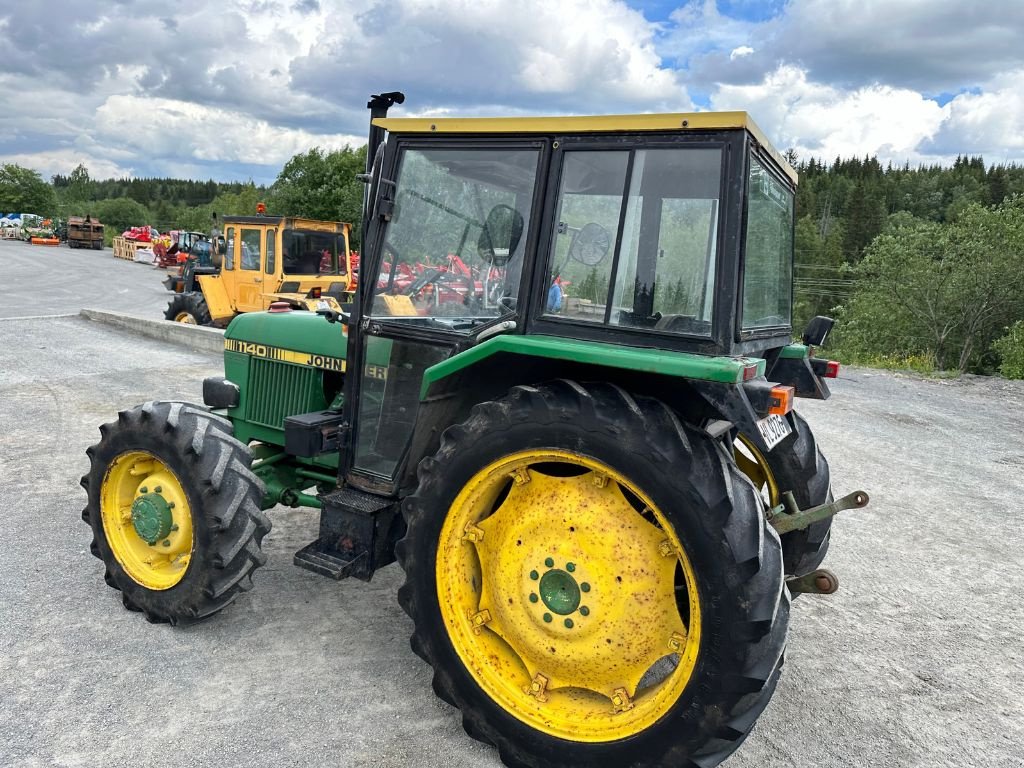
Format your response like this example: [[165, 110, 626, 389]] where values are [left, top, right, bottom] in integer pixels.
[[993, 321, 1024, 379]]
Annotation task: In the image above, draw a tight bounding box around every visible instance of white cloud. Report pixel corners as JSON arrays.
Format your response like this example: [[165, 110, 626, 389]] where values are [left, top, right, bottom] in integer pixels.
[[290, 0, 689, 115], [926, 69, 1024, 162], [710, 65, 950, 163], [707, 62, 1024, 165], [1, 0, 1023, 181], [93, 95, 363, 166], [0, 148, 131, 180]]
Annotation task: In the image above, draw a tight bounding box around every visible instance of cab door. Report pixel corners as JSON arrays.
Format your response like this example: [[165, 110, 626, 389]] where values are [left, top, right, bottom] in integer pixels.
[[235, 227, 265, 312], [341, 141, 543, 491]]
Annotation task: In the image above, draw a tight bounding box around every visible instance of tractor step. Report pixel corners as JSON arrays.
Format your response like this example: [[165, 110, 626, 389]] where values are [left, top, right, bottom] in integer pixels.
[[293, 486, 402, 582]]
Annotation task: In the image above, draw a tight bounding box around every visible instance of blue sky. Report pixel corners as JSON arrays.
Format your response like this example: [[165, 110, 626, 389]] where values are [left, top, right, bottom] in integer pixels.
[[1, 1, 1022, 184]]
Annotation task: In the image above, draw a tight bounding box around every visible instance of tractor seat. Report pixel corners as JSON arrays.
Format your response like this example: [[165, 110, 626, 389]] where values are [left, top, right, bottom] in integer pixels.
[[654, 314, 708, 334]]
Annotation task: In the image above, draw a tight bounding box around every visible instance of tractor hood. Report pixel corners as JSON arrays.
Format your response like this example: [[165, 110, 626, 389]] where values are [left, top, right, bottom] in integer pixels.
[[225, 309, 347, 360]]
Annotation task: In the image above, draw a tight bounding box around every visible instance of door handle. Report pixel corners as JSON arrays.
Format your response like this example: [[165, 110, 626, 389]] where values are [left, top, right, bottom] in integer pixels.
[[253, 278, 262, 283]]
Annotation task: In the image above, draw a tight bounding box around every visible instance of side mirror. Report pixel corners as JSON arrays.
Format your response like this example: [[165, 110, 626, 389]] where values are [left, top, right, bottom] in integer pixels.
[[803, 315, 835, 347], [478, 204, 524, 267], [568, 222, 611, 266]]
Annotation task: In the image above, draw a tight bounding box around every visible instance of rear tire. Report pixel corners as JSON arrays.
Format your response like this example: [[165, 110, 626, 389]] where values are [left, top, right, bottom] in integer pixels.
[[165, 292, 213, 325], [398, 380, 788, 768], [81, 402, 270, 624], [736, 410, 832, 575]]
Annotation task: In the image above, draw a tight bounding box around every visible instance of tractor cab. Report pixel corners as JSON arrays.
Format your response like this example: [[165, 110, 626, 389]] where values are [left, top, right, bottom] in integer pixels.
[[341, 109, 803, 492]]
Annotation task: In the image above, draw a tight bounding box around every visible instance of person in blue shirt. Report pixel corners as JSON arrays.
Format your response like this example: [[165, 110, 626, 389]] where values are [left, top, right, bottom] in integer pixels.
[[547, 274, 563, 313]]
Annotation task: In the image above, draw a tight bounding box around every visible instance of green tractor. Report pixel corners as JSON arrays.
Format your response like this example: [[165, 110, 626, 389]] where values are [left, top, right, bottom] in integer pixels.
[[82, 92, 866, 767]]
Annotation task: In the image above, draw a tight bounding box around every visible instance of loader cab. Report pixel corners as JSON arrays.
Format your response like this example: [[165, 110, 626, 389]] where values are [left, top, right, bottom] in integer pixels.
[[341, 112, 797, 494], [212, 216, 355, 315]]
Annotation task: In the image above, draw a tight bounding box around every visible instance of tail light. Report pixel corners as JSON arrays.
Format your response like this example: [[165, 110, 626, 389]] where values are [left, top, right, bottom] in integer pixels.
[[768, 385, 794, 416]]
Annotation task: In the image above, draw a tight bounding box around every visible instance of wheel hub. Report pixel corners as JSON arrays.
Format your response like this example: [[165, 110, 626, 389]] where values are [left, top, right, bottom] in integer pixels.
[[131, 493, 174, 544], [529, 562, 591, 629]]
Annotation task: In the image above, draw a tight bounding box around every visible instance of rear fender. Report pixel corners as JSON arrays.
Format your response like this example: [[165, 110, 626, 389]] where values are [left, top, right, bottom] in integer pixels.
[[689, 379, 782, 456]]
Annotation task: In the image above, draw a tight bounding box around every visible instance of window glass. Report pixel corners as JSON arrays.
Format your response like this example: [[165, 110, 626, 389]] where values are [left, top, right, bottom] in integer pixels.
[[265, 229, 276, 273], [372, 147, 540, 332], [224, 226, 235, 270], [282, 230, 347, 275], [240, 229, 261, 271], [545, 152, 628, 321], [742, 158, 794, 329], [546, 148, 722, 336], [353, 336, 450, 478]]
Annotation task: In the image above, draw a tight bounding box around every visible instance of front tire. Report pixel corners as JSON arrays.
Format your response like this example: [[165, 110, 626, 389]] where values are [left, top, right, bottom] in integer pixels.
[[81, 402, 270, 624], [398, 381, 788, 768], [164, 292, 212, 325]]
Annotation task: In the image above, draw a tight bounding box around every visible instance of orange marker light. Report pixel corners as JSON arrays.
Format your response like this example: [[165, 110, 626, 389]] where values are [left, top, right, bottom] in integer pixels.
[[310, 286, 322, 299], [768, 385, 794, 416], [824, 360, 840, 378], [256, 202, 267, 214]]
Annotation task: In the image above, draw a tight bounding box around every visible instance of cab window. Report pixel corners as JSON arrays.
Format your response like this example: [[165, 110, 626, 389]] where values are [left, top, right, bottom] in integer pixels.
[[224, 227, 235, 270], [372, 147, 541, 331], [240, 229, 261, 271], [266, 229, 276, 273], [544, 147, 722, 336], [742, 157, 793, 329]]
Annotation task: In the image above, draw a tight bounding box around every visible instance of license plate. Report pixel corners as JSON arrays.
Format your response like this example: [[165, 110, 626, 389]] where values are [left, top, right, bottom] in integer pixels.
[[756, 413, 792, 451], [316, 300, 331, 311]]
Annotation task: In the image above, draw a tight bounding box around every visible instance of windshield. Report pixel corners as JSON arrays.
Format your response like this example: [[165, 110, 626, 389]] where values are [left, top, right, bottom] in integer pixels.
[[282, 229, 348, 276], [372, 147, 540, 331]]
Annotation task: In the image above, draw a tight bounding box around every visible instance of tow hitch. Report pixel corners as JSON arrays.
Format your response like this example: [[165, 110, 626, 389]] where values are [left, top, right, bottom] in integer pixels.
[[786, 568, 840, 595], [769, 490, 869, 596], [768, 489, 869, 535]]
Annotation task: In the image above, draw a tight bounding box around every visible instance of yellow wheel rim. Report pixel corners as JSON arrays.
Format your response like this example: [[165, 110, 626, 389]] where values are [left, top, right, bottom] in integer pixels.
[[436, 449, 701, 742], [174, 311, 196, 324], [735, 435, 780, 507], [99, 450, 194, 590]]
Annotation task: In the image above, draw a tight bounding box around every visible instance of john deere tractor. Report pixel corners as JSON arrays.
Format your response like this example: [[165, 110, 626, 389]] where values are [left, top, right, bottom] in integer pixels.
[[83, 92, 866, 767], [164, 214, 355, 325]]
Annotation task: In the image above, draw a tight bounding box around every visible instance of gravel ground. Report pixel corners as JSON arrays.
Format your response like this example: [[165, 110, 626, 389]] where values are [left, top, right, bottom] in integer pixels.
[[0, 239, 172, 319], [0, 313, 1022, 768]]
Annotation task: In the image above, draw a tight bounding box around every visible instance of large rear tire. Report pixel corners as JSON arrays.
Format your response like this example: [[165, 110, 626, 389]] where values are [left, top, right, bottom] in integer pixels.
[[398, 380, 788, 768], [735, 410, 832, 575], [81, 402, 270, 624]]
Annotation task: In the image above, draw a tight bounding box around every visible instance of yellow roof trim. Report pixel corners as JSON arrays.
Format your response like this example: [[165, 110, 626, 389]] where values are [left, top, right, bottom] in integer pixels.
[[372, 112, 797, 184]]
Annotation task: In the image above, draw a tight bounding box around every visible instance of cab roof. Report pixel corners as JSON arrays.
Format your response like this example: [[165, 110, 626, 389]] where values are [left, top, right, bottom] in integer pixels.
[[221, 215, 350, 232], [373, 111, 797, 184]]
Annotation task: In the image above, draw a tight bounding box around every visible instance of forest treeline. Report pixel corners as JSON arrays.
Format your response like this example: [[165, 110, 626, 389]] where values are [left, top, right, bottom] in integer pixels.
[[1, 145, 367, 249], [790, 154, 1024, 377], [2, 147, 1023, 377]]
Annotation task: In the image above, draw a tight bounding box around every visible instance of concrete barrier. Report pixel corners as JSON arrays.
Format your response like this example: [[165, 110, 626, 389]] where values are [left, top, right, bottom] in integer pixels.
[[80, 308, 224, 355]]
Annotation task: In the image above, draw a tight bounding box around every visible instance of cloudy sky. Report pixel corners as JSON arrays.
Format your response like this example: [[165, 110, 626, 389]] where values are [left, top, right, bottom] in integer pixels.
[[1, 0, 1022, 184]]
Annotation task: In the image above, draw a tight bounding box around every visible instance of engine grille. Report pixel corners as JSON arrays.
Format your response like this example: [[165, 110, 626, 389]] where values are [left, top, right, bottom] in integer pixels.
[[245, 358, 321, 429]]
